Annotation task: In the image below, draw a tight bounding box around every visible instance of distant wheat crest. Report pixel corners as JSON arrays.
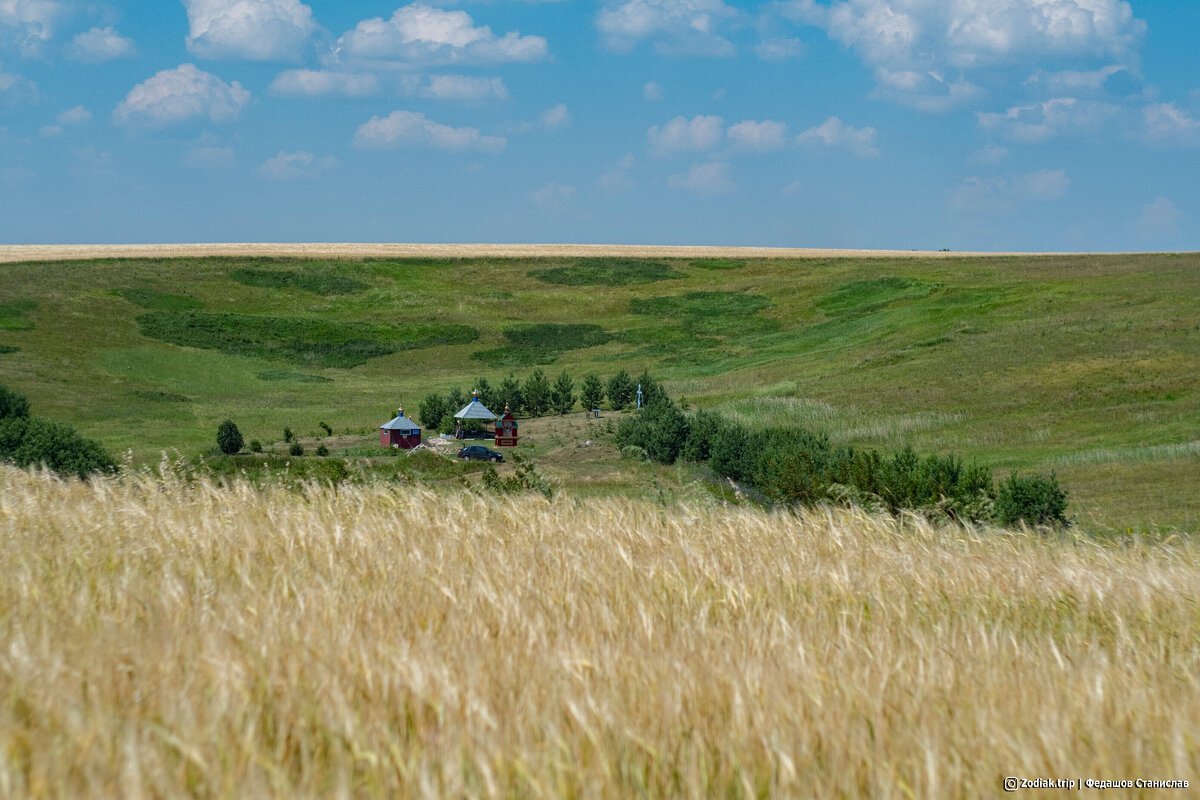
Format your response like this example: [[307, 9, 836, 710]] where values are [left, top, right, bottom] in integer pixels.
[[1, 466, 1197, 798]]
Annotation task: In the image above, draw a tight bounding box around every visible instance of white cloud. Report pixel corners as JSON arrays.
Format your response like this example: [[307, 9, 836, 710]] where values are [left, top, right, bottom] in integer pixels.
[[668, 160, 734, 195], [976, 97, 1118, 143], [339, 4, 548, 65], [184, 0, 319, 61], [353, 109, 506, 153], [68, 26, 136, 62], [70, 146, 113, 177], [114, 64, 251, 126], [974, 143, 1008, 163], [400, 74, 509, 100], [184, 145, 235, 169], [38, 124, 59, 137], [0, 0, 62, 57], [1142, 103, 1200, 146], [1025, 64, 1128, 93], [951, 168, 1070, 213], [599, 153, 636, 192], [1136, 196, 1183, 240], [781, 0, 1145, 109], [57, 105, 89, 124], [597, 0, 736, 56], [530, 182, 589, 219], [0, 70, 36, 103], [643, 80, 663, 100], [727, 119, 787, 152], [270, 69, 380, 96], [755, 37, 803, 61], [540, 103, 570, 129], [796, 116, 880, 158], [648, 114, 724, 155], [256, 150, 338, 180]]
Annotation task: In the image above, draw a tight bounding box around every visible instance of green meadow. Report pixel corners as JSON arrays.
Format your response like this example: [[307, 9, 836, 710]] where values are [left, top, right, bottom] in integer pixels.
[[0, 253, 1196, 533]]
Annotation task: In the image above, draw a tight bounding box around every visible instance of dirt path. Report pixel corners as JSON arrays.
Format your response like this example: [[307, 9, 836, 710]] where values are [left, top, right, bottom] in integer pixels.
[[0, 242, 1082, 264]]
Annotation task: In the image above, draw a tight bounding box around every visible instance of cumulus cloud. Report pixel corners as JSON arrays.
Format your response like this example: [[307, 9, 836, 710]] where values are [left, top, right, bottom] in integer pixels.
[[339, 4, 548, 66], [256, 150, 338, 180], [399, 74, 509, 100], [668, 161, 734, 195], [755, 37, 803, 61], [976, 97, 1118, 143], [643, 80, 663, 100], [974, 143, 1008, 163], [0, 70, 37, 103], [597, 0, 736, 56], [951, 168, 1070, 213], [0, 0, 62, 56], [184, 0, 319, 61], [727, 119, 787, 152], [353, 109, 506, 153], [779, 0, 1145, 109], [270, 69, 380, 96], [68, 26, 136, 62], [1025, 64, 1130, 93], [647, 114, 724, 155], [1136, 196, 1183, 240], [114, 64, 250, 126], [1142, 103, 1200, 146], [57, 105, 89, 124], [540, 103, 570, 129], [796, 116, 880, 158], [599, 153, 636, 192], [184, 145, 235, 169]]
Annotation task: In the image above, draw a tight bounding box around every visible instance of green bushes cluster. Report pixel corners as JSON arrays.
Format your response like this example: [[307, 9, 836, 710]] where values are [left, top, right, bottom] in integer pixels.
[[0, 385, 117, 478], [616, 398, 1070, 528]]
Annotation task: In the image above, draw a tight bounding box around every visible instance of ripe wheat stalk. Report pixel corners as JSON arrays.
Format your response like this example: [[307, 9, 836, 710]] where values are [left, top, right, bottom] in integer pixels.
[[1, 466, 1197, 798]]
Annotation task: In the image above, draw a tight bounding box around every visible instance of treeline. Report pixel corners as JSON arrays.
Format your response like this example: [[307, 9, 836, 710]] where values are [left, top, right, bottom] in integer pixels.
[[0, 385, 117, 478], [617, 399, 1070, 528], [418, 369, 666, 433]]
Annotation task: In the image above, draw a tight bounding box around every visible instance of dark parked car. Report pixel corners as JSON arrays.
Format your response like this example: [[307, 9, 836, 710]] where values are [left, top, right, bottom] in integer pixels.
[[457, 445, 504, 463]]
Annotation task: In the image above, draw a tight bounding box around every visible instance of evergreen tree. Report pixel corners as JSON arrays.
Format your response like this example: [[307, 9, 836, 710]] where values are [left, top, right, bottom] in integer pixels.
[[216, 419, 244, 455], [606, 369, 636, 410], [473, 377, 496, 411], [580, 374, 604, 411], [523, 369, 552, 417], [447, 387, 467, 415], [550, 370, 576, 415], [634, 370, 668, 408], [497, 374, 523, 415], [0, 385, 30, 420], [418, 393, 449, 430]]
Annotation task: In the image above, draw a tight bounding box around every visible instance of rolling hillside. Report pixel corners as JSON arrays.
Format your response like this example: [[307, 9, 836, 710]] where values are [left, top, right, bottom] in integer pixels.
[[0, 251, 1196, 532]]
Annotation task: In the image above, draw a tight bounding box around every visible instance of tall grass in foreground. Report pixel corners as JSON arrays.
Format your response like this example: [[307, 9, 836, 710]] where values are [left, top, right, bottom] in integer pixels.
[[1, 466, 1197, 799]]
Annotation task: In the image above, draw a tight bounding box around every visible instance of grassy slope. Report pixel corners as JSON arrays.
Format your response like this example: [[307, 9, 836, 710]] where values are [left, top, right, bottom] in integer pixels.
[[0, 254, 1196, 532]]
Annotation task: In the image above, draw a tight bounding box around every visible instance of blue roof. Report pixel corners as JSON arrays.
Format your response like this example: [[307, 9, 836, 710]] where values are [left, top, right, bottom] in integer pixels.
[[380, 413, 421, 432], [454, 398, 498, 420]]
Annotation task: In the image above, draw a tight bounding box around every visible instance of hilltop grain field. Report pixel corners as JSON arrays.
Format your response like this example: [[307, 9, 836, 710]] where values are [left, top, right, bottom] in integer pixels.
[[1, 251, 1197, 532], [1, 467, 1198, 798]]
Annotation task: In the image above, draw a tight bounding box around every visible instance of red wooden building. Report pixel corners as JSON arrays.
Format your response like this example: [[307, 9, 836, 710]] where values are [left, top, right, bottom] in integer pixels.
[[380, 408, 422, 449]]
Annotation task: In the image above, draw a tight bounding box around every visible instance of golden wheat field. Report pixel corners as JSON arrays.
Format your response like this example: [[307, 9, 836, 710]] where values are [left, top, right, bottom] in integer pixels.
[[1, 466, 1197, 799]]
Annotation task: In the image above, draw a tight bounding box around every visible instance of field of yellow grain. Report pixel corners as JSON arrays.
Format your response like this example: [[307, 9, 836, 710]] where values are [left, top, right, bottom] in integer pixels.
[[1, 465, 1197, 798]]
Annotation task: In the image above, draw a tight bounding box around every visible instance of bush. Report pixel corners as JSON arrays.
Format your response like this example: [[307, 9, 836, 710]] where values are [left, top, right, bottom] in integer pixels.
[[996, 472, 1070, 528], [419, 393, 449, 430], [289, 442, 304, 457], [708, 421, 754, 483], [319, 421, 332, 436], [606, 370, 635, 410], [580, 374, 604, 411], [615, 400, 690, 465], [748, 428, 833, 506], [0, 416, 117, 478], [283, 427, 294, 443], [551, 370, 576, 415], [216, 420, 244, 455], [523, 369, 551, 417], [680, 410, 726, 463], [315, 444, 329, 457], [0, 385, 31, 420], [249, 440, 263, 453]]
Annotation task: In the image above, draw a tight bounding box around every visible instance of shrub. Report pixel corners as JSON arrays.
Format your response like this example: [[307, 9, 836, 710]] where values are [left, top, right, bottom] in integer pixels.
[[419, 393, 449, 430], [996, 473, 1070, 528], [580, 374, 604, 411], [283, 427, 295, 443], [315, 444, 329, 457], [0, 416, 117, 478], [250, 440, 263, 453], [475, 455, 553, 498], [615, 400, 690, 465], [216, 420, 244, 455], [523, 369, 552, 417], [748, 428, 833, 506], [606, 370, 636, 410], [708, 421, 754, 483], [0, 385, 31, 420], [289, 442, 304, 457], [319, 421, 332, 436], [551, 371, 576, 415], [680, 410, 726, 463]]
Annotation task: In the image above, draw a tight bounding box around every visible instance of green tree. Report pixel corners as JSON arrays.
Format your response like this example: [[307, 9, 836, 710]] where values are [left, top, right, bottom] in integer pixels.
[[0, 416, 117, 478], [634, 371, 668, 408], [497, 374, 523, 415], [418, 393, 449, 430], [473, 377, 496, 411], [447, 387, 467, 415], [523, 369, 552, 417], [580, 374, 604, 411], [615, 400, 690, 464], [0, 385, 30, 420], [606, 369, 636, 410], [550, 370, 576, 415], [996, 472, 1070, 528], [216, 419, 244, 455]]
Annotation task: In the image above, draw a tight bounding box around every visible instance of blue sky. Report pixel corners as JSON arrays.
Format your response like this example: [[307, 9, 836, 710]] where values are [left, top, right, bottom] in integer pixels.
[[0, 0, 1196, 250]]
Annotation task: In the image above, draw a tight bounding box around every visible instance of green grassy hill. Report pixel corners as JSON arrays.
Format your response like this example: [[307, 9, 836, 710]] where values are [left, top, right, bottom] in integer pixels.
[[1, 253, 1196, 533]]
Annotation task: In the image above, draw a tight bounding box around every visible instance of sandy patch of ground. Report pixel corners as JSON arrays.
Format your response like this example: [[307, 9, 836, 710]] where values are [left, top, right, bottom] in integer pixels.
[[0, 242, 1076, 264]]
